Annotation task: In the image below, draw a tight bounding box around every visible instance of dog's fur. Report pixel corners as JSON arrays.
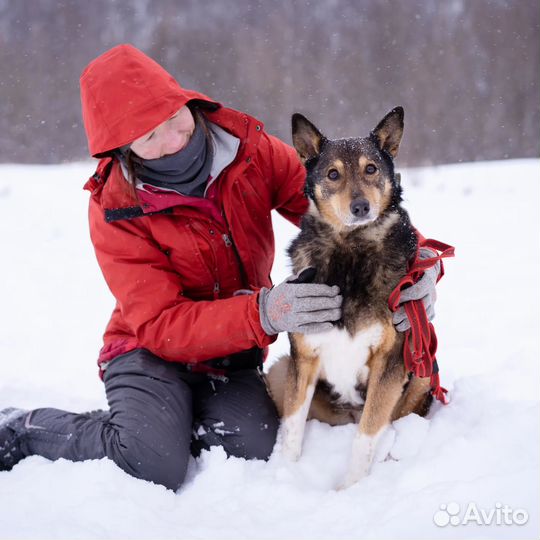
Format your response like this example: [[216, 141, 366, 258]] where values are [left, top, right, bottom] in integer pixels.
[[266, 107, 432, 488]]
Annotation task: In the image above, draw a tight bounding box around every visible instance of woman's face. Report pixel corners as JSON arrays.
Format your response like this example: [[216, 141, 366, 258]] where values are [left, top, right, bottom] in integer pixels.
[[130, 105, 196, 159]]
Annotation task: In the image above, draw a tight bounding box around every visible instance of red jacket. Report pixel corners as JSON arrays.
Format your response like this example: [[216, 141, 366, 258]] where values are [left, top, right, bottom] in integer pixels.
[[80, 45, 308, 373]]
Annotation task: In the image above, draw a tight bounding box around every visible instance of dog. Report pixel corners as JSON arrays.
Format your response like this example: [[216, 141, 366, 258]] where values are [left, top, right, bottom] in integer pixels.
[[266, 107, 433, 488]]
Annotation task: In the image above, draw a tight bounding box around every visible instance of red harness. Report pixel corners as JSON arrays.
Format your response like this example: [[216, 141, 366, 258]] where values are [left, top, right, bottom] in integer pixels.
[[388, 239, 455, 404]]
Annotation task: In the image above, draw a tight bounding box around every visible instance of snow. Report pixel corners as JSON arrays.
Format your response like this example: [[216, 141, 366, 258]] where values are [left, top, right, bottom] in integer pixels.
[[1, 159, 539, 539]]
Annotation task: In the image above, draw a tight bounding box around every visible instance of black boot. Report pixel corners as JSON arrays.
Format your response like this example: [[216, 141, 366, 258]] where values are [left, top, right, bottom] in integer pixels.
[[0, 408, 28, 471]]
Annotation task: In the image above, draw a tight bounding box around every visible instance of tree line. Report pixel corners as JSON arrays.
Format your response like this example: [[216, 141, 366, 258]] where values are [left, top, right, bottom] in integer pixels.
[[0, 0, 538, 165]]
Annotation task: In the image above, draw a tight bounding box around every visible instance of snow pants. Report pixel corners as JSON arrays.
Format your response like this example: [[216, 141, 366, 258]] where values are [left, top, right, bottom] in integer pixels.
[[15, 348, 279, 490]]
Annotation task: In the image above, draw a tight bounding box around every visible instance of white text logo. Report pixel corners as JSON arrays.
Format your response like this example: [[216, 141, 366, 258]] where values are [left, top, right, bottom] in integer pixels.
[[433, 502, 528, 527]]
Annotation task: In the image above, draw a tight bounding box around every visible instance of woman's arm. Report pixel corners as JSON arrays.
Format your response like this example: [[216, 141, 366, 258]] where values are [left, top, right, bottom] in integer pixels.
[[257, 132, 309, 226], [89, 198, 275, 363]]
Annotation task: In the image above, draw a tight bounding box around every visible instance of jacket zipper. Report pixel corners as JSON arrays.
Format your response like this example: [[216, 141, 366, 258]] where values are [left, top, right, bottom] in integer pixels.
[[219, 204, 250, 289], [188, 220, 221, 297], [222, 233, 232, 247], [191, 220, 243, 298]]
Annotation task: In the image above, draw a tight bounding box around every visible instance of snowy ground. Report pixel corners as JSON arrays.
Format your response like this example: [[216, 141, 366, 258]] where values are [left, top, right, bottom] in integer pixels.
[[0, 159, 538, 539]]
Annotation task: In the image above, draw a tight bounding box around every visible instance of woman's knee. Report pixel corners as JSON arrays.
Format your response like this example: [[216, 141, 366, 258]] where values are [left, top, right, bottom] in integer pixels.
[[115, 434, 189, 490], [101, 349, 193, 489]]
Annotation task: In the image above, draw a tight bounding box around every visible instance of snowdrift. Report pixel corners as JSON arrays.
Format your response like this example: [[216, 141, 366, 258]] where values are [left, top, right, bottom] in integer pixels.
[[0, 159, 538, 539]]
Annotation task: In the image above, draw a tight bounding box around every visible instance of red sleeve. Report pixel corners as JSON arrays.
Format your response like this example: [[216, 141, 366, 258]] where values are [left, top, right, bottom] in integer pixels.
[[257, 133, 308, 227], [89, 198, 275, 363]]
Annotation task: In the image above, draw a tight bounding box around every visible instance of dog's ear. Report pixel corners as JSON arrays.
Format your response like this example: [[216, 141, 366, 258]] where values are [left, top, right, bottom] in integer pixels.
[[371, 106, 404, 158], [292, 113, 324, 164]]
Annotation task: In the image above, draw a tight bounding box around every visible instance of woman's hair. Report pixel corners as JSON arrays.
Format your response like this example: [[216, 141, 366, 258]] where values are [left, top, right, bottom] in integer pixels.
[[121, 102, 214, 199]]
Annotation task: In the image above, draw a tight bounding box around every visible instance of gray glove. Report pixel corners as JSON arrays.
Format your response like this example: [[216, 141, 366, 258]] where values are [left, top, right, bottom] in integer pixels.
[[393, 248, 441, 332], [259, 269, 342, 335]]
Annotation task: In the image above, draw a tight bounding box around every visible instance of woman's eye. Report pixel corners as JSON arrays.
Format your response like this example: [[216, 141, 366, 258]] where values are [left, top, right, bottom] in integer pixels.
[[365, 164, 377, 175], [327, 169, 340, 180], [145, 132, 155, 142]]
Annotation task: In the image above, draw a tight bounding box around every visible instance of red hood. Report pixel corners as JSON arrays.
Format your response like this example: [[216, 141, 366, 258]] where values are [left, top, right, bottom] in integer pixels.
[[80, 44, 219, 157]]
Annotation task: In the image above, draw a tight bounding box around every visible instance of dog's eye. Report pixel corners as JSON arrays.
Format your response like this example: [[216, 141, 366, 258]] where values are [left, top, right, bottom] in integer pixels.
[[365, 164, 377, 175], [327, 169, 340, 180]]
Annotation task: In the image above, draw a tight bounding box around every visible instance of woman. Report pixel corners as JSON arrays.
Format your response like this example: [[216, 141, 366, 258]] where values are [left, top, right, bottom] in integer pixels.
[[0, 44, 439, 491]]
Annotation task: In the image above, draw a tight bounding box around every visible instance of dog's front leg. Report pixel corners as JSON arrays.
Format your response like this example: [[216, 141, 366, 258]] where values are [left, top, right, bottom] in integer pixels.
[[280, 335, 321, 461], [340, 357, 405, 489]]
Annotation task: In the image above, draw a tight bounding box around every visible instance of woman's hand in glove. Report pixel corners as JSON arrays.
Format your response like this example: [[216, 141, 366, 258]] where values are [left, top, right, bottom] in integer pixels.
[[259, 269, 342, 335]]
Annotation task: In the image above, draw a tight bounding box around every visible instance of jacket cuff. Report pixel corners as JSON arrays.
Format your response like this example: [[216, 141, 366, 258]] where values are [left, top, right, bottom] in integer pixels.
[[247, 290, 277, 348]]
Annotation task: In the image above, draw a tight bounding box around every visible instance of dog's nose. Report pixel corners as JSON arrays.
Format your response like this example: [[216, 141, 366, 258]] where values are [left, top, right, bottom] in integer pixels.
[[350, 198, 370, 218]]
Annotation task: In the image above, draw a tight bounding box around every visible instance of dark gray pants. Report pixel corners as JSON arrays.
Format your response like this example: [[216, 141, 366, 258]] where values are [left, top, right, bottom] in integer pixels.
[[16, 349, 279, 490]]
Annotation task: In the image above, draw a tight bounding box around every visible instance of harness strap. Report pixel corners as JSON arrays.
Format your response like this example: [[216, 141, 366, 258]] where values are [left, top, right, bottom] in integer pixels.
[[389, 239, 455, 404]]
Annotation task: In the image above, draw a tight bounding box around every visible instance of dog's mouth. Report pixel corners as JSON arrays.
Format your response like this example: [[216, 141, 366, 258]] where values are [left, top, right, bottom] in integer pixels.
[[350, 213, 378, 227]]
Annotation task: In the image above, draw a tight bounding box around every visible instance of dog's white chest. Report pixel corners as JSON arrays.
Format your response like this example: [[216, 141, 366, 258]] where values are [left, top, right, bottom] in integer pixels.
[[304, 323, 384, 406]]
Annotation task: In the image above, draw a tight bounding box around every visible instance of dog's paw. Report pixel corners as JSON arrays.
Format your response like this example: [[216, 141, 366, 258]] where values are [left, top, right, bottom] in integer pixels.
[[336, 469, 369, 491], [338, 430, 381, 489]]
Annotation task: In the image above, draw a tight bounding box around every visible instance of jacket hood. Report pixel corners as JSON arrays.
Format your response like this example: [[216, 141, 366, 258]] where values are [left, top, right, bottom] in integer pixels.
[[80, 44, 219, 157]]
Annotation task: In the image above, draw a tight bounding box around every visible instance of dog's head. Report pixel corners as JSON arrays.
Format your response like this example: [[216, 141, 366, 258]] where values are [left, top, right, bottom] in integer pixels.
[[292, 107, 404, 231]]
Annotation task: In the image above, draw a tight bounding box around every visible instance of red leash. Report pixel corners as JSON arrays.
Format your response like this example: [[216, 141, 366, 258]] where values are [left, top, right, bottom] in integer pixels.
[[388, 239, 455, 404]]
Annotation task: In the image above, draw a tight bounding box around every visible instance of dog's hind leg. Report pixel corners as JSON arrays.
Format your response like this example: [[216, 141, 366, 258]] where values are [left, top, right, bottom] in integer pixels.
[[391, 375, 432, 421], [280, 335, 321, 461], [264, 355, 289, 417]]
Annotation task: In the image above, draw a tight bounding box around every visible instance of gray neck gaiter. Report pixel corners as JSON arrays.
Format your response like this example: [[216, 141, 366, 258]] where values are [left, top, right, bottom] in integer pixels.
[[118, 120, 213, 198]]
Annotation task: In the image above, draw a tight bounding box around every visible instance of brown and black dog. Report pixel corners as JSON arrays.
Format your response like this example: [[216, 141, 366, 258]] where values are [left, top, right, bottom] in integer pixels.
[[266, 107, 432, 488]]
